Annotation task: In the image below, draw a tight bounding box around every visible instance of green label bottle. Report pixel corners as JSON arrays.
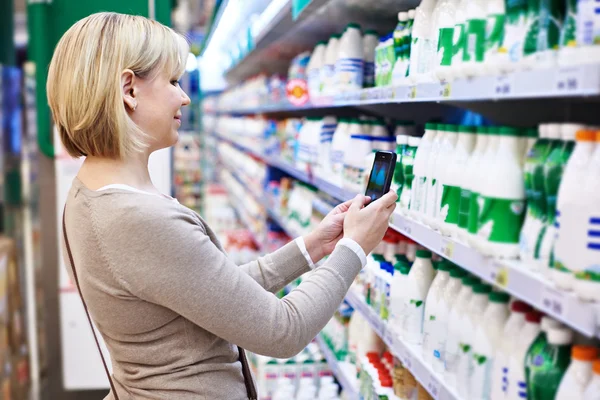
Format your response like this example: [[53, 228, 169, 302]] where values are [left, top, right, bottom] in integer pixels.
[[526, 331, 571, 400]]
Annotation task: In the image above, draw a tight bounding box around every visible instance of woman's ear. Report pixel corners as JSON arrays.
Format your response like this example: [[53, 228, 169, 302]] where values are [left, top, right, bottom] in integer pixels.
[[121, 69, 137, 111]]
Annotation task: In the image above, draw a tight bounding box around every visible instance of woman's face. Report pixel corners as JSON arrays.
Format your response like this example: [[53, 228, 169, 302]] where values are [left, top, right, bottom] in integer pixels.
[[128, 69, 191, 153]]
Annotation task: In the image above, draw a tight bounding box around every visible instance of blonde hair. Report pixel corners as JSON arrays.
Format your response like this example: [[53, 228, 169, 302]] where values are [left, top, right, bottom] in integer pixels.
[[47, 12, 189, 159]]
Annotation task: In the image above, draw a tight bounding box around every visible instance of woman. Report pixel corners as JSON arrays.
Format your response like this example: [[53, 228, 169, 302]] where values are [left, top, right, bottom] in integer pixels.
[[47, 12, 397, 400]]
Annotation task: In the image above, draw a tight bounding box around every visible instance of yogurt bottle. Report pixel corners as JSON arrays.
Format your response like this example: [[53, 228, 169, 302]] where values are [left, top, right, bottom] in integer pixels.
[[422, 260, 453, 366], [490, 301, 532, 400], [434, 0, 461, 82], [429, 124, 458, 231], [307, 42, 326, 99], [507, 311, 542, 400], [400, 136, 421, 215], [363, 30, 379, 88], [462, 0, 488, 77], [476, 127, 526, 259], [336, 23, 364, 92], [408, 0, 439, 83], [321, 35, 340, 95], [555, 346, 598, 400], [583, 360, 600, 400], [483, 0, 507, 76], [421, 124, 444, 226], [552, 129, 596, 290], [457, 126, 489, 242], [329, 119, 351, 186], [470, 291, 510, 400], [444, 275, 480, 388], [409, 124, 437, 220], [457, 283, 492, 398], [403, 250, 435, 345], [440, 125, 476, 237], [433, 267, 467, 374]]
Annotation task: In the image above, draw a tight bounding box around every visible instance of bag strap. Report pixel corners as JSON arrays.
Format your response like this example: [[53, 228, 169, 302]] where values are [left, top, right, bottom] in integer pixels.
[[62, 206, 120, 399], [62, 205, 258, 400]]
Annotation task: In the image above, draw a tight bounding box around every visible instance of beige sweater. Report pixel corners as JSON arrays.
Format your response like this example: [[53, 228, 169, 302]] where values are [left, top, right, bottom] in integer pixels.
[[62, 178, 363, 399]]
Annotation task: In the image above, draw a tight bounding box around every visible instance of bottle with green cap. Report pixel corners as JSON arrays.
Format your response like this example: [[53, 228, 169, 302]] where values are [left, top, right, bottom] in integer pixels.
[[445, 275, 481, 388], [433, 267, 468, 373], [429, 124, 459, 231], [423, 260, 454, 366], [457, 283, 492, 398], [336, 22, 364, 92], [321, 34, 341, 95], [409, 123, 438, 220], [470, 291, 510, 399], [403, 249, 435, 345], [475, 126, 526, 258], [422, 124, 447, 228], [440, 125, 477, 237]]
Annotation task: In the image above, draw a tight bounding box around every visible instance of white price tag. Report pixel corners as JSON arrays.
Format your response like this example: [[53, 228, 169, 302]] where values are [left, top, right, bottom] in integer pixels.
[[555, 67, 582, 94], [392, 215, 413, 236], [402, 351, 413, 370], [426, 374, 441, 399], [407, 85, 417, 99], [439, 82, 452, 98], [382, 86, 394, 100], [383, 328, 395, 348], [494, 75, 513, 97], [440, 238, 455, 259], [488, 261, 510, 288], [540, 286, 568, 318]]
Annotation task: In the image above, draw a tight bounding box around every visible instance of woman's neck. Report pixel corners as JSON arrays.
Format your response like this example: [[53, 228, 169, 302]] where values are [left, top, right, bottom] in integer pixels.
[[78, 153, 159, 194]]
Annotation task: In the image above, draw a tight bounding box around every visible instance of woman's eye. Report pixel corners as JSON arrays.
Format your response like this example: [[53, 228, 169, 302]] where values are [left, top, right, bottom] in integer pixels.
[[171, 80, 180, 86]]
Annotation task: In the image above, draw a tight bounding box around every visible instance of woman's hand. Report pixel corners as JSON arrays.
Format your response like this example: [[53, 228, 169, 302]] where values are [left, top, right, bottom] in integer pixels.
[[303, 196, 369, 262], [344, 191, 397, 255]]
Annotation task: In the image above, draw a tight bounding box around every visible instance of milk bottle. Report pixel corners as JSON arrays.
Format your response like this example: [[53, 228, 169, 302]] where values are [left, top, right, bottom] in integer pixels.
[[403, 250, 435, 345], [363, 30, 379, 88], [307, 42, 326, 98], [476, 127, 526, 258], [420, 124, 444, 226], [457, 283, 492, 398], [507, 311, 542, 400], [522, 0, 564, 69], [321, 35, 340, 95], [457, 126, 489, 242], [462, 0, 488, 77], [470, 292, 510, 400], [329, 119, 351, 186], [316, 116, 337, 179], [444, 275, 480, 388], [552, 129, 595, 290], [422, 261, 453, 366], [573, 0, 600, 65], [392, 122, 416, 200], [490, 301, 532, 400], [389, 262, 411, 337], [535, 123, 579, 275], [433, 268, 467, 374], [409, 124, 437, 220], [555, 346, 598, 400], [343, 122, 371, 193], [434, 0, 461, 82], [392, 12, 410, 85], [450, 0, 469, 77], [583, 360, 600, 400], [500, 0, 528, 72], [557, 0, 579, 67], [408, 0, 439, 83], [429, 124, 458, 230], [440, 125, 476, 237], [400, 136, 421, 215], [484, 0, 507, 76], [336, 23, 364, 92]]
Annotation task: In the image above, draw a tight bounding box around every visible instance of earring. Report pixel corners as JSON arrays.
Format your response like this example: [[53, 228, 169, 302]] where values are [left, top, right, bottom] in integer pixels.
[[132, 104, 137, 111]]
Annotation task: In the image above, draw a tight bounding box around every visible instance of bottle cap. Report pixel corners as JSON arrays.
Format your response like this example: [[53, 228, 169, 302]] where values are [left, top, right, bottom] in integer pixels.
[[473, 283, 492, 294], [416, 249, 432, 258], [576, 130, 596, 141], [400, 265, 411, 275], [316, 40, 327, 46], [436, 260, 453, 272], [477, 126, 488, 135], [331, 34, 341, 39], [347, 22, 361, 30], [572, 346, 598, 361], [398, 12, 409, 21], [593, 360, 600, 375], [445, 124, 458, 132], [489, 292, 510, 303], [546, 123, 562, 139], [525, 311, 543, 323], [425, 122, 437, 130], [596, 131, 600, 142], [499, 126, 520, 136], [541, 316, 563, 332], [547, 327, 573, 345], [511, 300, 532, 313], [408, 9, 416, 18], [523, 128, 538, 138], [561, 123, 586, 141], [459, 125, 477, 134], [462, 276, 480, 286], [365, 29, 378, 36], [450, 268, 467, 279]]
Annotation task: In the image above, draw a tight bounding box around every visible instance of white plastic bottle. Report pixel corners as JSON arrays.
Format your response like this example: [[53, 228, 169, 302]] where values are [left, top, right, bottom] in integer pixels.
[[476, 127, 526, 259], [392, 12, 410, 85], [457, 283, 492, 399], [440, 125, 476, 237], [429, 124, 458, 231], [450, 0, 469, 78], [573, 0, 600, 65], [555, 346, 598, 400], [321, 35, 340, 95], [336, 23, 364, 92], [422, 261, 453, 366], [490, 301, 531, 400], [343, 122, 370, 193], [500, 0, 528, 72], [483, 0, 507, 76], [457, 126, 489, 242], [409, 124, 437, 220], [363, 30, 379, 88], [403, 250, 435, 345], [470, 291, 510, 400], [307, 42, 326, 99], [421, 124, 444, 226], [557, 0, 579, 67], [552, 129, 596, 291], [583, 360, 600, 400], [316, 116, 337, 179], [433, 267, 467, 374], [400, 136, 421, 215], [408, 0, 439, 83], [444, 275, 480, 388], [462, 0, 488, 77], [329, 118, 351, 186], [434, 0, 460, 82], [393, 263, 412, 340]]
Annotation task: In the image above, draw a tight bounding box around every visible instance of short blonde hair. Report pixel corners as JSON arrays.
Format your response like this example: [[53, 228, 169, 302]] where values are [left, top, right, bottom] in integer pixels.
[[47, 12, 188, 159]]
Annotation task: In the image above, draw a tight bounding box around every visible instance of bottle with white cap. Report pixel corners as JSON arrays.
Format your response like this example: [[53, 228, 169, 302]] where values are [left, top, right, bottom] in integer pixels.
[[409, 123, 438, 220], [555, 346, 599, 400], [422, 260, 453, 366], [439, 125, 476, 237], [400, 136, 421, 215], [363, 30, 379, 88], [321, 35, 341, 95], [408, 0, 439, 83], [552, 129, 596, 291], [508, 311, 543, 400], [307, 42, 326, 99], [336, 23, 364, 92]]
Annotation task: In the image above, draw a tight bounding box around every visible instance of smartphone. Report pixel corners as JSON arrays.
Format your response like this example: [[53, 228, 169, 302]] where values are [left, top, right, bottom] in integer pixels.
[[365, 151, 397, 202]]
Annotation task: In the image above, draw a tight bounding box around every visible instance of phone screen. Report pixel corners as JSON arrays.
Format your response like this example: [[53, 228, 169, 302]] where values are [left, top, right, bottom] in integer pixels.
[[365, 152, 396, 202]]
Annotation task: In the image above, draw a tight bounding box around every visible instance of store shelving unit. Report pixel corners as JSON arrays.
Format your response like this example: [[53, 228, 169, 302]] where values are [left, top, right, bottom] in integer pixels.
[[314, 335, 359, 400]]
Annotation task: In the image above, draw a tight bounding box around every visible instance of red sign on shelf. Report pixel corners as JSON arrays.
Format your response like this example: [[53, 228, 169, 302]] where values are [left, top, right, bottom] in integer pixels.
[[286, 79, 309, 106]]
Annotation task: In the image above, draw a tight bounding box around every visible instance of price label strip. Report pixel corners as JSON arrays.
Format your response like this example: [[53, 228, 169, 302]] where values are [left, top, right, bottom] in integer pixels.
[[540, 285, 568, 319], [494, 75, 513, 97], [440, 238, 455, 259], [439, 82, 452, 98], [425, 373, 441, 400], [555, 67, 583, 95], [488, 261, 510, 288], [407, 85, 417, 99]]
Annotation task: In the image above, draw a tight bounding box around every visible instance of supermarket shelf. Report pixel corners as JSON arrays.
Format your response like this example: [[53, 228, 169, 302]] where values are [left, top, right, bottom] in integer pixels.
[[314, 335, 359, 400], [219, 63, 600, 113], [345, 289, 460, 400], [389, 213, 600, 338], [266, 209, 305, 239]]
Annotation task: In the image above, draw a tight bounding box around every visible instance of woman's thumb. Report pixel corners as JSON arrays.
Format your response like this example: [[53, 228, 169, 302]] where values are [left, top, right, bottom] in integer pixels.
[[349, 194, 366, 212]]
